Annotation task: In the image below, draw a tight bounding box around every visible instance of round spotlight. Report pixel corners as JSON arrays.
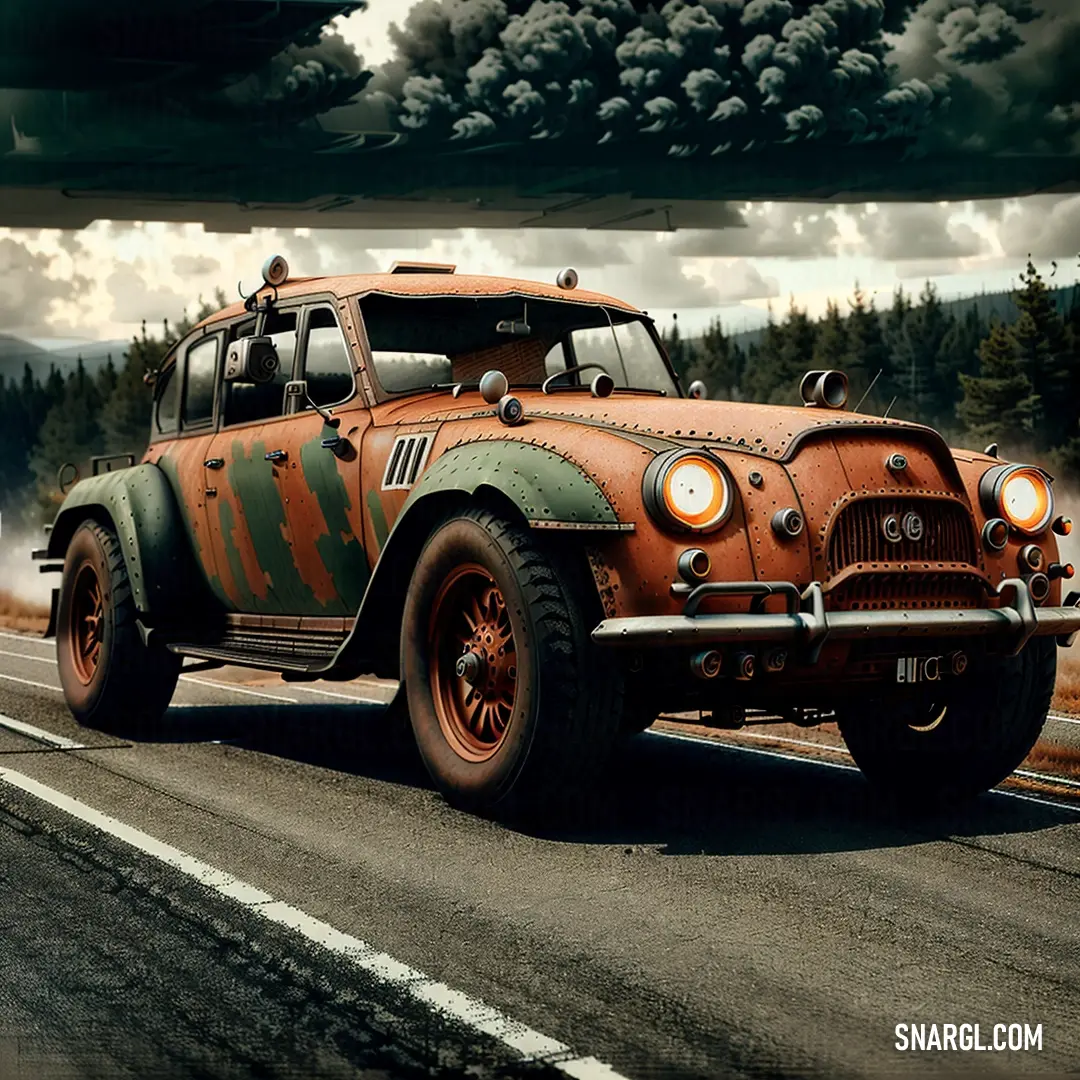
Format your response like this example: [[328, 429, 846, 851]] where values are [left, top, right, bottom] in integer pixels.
[[1028, 572, 1051, 603], [479, 369, 509, 404], [677, 548, 711, 583], [643, 449, 734, 533], [261, 254, 289, 287], [982, 518, 1009, 552], [980, 463, 1054, 536], [690, 650, 722, 680], [496, 394, 524, 426], [1018, 544, 1045, 572], [772, 507, 804, 539], [556, 267, 579, 291]]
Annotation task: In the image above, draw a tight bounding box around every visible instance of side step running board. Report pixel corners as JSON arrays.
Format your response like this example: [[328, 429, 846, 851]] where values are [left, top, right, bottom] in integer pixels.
[[167, 643, 335, 674]]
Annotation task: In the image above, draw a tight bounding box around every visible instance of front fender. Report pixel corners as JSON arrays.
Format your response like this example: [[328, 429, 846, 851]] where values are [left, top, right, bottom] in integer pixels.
[[401, 439, 620, 527], [327, 441, 624, 677], [46, 464, 204, 616]]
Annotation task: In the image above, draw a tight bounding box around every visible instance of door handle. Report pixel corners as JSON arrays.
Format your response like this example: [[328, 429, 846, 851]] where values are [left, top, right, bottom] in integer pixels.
[[205, 488, 218, 498], [264, 449, 288, 464], [204, 458, 225, 470]]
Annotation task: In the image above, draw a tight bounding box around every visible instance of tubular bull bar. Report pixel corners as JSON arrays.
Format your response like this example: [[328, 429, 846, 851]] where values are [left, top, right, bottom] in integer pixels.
[[590, 579, 1080, 659]]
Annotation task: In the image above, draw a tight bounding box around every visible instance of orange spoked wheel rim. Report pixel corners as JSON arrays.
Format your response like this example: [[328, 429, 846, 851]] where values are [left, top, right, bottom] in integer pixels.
[[69, 563, 104, 685], [429, 563, 517, 762]]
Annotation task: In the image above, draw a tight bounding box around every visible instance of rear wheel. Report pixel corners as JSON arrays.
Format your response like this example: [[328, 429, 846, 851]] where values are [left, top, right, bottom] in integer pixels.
[[57, 520, 181, 735], [836, 638, 1055, 805], [401, 506, 621, 817]]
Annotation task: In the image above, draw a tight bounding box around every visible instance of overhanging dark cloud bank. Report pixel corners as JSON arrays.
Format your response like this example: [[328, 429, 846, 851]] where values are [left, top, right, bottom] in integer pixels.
[[0, 0, 1076, 229]]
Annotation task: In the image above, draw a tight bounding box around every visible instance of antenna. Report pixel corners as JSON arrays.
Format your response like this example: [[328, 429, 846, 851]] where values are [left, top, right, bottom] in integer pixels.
[[853, 369, 882, 413], [882, 395, 898, 419]]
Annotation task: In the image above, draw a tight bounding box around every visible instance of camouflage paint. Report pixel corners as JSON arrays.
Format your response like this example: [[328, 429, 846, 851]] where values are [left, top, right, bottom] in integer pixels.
[[215, 499, 258, 613], [47, 463, 202, 615], [297, 429, 369, 613], [366, 489, 390, 553], [222, 434, 312, 614]]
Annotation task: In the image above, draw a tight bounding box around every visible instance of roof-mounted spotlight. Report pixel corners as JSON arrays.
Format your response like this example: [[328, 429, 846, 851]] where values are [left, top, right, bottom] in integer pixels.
[[556, 267, 579, 291], [261, 254, 289, 287], [799, 369, 848, 410]]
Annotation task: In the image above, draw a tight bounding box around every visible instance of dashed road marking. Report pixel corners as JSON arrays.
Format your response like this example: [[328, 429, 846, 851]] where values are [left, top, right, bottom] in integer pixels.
[[0, 765, 627, 1080], [0, 712, 86, 750]]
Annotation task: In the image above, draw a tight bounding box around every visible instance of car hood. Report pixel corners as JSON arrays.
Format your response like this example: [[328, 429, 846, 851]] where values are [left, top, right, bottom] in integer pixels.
[[395, 390, 948, 464]]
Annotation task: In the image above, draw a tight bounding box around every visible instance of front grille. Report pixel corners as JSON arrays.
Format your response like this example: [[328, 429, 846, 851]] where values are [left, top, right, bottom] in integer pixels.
[[828, 572, 986, 610], [826, 497, 977, 575]]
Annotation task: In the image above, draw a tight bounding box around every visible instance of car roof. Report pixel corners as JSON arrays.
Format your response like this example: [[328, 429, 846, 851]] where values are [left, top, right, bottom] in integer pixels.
[[193, 272, 643, 330]]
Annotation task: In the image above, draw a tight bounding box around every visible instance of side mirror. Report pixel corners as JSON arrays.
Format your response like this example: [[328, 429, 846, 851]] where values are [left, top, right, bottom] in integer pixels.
[[688, 380, 708, 400], [224, 336, 280, 384]]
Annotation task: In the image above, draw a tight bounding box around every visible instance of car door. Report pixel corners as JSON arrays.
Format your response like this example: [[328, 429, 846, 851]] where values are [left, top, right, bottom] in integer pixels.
[[202, 306, 312, 614], [267, 300, 370, 617], [146, 331, 223, 596]]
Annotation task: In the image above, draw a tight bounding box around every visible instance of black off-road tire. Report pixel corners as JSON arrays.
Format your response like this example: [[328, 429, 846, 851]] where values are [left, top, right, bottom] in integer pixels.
[[401, 506, 623, 818], [57, 519, 181, 736], [836, 638, 1056, 806]]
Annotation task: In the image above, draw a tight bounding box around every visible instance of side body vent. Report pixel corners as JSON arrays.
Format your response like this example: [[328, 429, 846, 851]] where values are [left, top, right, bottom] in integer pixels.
[[382, 433, 434, 491]]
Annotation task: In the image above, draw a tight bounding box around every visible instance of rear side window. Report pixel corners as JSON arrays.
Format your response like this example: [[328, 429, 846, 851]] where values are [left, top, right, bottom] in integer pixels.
[[182, 337, 218, 428], [154, 362, 180, 435], [304, 307, 355, 407]]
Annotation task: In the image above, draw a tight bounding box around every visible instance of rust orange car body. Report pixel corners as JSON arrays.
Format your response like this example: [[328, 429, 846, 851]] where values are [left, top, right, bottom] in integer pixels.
[[41, 262, 1080, 809]]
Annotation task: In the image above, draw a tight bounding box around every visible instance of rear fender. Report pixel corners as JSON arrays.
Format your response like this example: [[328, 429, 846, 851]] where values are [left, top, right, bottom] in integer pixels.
[[46, 464, 206, 617]]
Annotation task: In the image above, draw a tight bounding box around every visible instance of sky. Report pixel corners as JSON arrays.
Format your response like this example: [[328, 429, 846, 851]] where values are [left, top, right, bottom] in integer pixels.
[[0, 0, 1078, 348]]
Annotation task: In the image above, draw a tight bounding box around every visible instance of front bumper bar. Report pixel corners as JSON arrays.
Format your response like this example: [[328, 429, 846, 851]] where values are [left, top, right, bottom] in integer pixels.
[[591, 579, 1080, 657]]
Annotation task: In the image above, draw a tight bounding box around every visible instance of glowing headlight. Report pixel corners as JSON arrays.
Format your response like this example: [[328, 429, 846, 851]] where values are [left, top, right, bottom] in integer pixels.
[[979, 463, 1054, 536], [643, 449, 733, 532]]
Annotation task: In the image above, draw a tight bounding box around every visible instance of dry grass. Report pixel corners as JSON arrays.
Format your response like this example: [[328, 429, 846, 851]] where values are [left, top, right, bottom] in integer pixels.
[[1052, 653, 1080, 716], [0, 590, 49, 634]]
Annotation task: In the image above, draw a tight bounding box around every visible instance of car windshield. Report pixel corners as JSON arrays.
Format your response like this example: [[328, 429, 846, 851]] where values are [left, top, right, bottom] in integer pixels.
[[361, 293, 677, 397]]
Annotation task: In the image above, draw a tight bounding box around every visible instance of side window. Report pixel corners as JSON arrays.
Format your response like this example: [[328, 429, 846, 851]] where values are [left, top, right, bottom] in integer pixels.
[[222, 310, 297, 427], [154, 361, 180, 436], [303, 307, 355, 408], [182, 337, 218, 429]]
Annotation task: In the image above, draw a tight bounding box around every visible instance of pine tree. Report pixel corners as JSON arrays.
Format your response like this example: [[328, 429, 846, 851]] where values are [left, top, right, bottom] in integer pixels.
[[30, 359, 104, 521], [686, 316, 740, 398], [100, 322, 176, 459], [843, 286, 887, 408], [957, 319, 1039, 452], [813, 300, 847, 372], [936, 303, 987, 436]]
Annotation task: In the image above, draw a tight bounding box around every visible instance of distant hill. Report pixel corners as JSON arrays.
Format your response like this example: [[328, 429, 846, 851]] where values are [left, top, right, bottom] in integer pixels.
[[0, 335, 130, 384], [720, 283, 1080, 353]]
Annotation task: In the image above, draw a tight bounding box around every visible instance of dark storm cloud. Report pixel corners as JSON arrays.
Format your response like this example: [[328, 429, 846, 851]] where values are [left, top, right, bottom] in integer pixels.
[[853, 203, 989, 259], [669, 203, 839, 257], [222, 29, 373, 120], [890, 0, 1080, 155], [369, 0, 1079, 166], [378, 0, 946, 152], [0, 237, 83, 332]]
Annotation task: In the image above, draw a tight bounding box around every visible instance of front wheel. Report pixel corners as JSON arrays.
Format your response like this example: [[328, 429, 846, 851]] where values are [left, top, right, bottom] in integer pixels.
[[401, 506, 621, 817], [57, 520, 181, 735], [836, 638, 1056, 805]]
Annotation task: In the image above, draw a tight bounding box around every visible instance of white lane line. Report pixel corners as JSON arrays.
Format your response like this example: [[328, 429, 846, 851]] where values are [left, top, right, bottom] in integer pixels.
[[277, 683, 387, 705], [645, 730, 1080, 813], [0, 647, 52, 665], [0, 766, 626, 1080], [0, 631, 50, 645], [0, 712, 87, 750], [1015, 769, 1080, 790], [177, 677, 297, 704], [0, 671, 61, 693], [1048, 713, 1080, 726]]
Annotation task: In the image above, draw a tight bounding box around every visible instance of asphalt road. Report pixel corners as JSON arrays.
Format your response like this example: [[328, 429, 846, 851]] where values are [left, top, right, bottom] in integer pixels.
[[0, 629, 1079, 1079]]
